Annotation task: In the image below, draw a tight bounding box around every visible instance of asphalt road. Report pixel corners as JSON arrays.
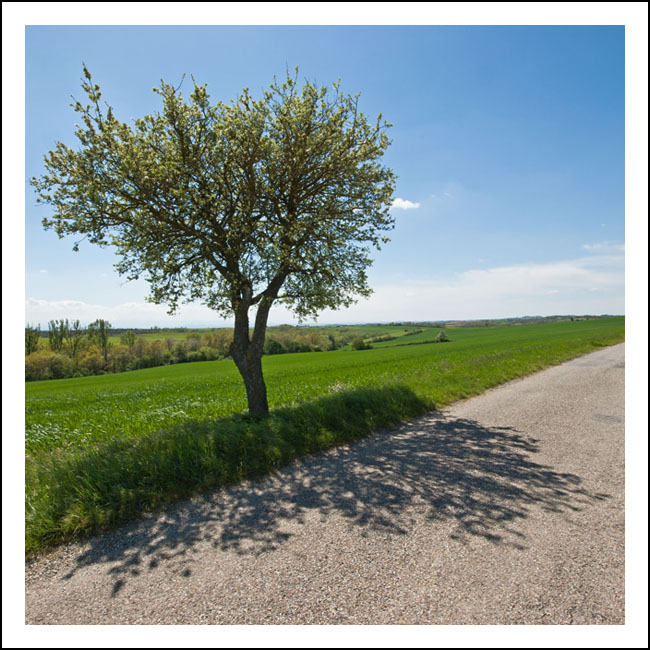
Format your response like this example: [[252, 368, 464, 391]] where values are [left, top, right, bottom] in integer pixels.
[[25, 343, 625, 624]]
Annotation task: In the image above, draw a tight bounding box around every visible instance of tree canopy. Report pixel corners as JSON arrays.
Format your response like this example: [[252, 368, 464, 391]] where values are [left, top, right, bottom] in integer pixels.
[[32, 66, 396, 413]]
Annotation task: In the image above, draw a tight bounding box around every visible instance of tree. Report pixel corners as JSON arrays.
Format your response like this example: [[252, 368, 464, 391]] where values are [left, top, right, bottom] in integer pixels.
[[31, 66, 396, 415], [87, 318, 112, 365], [25, 323, 41, 356], [48, 319, 67, 353], [350, 337, 370, 351], [120, 330, 137, 348], [64, 319, 84, 357]]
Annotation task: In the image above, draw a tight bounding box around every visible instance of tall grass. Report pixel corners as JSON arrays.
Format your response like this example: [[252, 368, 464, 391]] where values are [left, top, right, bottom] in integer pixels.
[[26, 385, 426, 554]]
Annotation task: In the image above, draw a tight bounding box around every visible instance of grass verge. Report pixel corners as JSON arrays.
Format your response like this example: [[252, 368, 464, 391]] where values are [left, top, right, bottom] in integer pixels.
[[26, 384, 428, 556]]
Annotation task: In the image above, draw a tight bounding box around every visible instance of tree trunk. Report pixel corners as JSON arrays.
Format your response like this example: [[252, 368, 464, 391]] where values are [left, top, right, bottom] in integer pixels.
[[232, 349, 269, 416], [229, 274, 286, 416], [229, 289, 270, 416]]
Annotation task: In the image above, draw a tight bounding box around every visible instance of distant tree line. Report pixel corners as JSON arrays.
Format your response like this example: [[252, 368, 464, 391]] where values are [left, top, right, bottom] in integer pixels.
[[26, 319, 118, 381], [24, 320, 364, 381]]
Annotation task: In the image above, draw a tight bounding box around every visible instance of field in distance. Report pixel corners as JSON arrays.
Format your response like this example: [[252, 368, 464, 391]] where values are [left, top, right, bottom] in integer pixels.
[[25, 317, 624, 554], [32, 315, 604, 348], [26, 318, 624, 453], [102, 323, 432, 346]]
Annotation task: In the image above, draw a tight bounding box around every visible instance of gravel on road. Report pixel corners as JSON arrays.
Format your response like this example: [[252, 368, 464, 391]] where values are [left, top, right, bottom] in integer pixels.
[[25, 343, 625, 625]]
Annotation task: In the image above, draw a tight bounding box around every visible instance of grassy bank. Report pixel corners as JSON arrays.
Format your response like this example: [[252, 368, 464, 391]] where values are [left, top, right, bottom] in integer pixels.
[[26, 384, 426, 554], [26, 317, 624, 554]]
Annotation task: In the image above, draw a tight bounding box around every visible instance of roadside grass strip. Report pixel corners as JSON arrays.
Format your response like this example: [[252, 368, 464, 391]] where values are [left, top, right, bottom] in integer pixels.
[[26, 385, 426, 554]]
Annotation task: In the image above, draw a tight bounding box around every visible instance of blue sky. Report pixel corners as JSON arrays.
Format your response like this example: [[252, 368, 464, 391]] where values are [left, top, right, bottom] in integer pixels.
[[25, 24, 625, 326]]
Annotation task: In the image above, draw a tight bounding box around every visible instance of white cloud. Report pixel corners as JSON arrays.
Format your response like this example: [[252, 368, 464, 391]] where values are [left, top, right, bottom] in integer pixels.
[[303, 253, 624, 323], [24, 298, 233, 328], [39, 269, 48, 274], [25, 253, 624, 327], [582, 241, 625, 252], [391, 197, 420, 210]]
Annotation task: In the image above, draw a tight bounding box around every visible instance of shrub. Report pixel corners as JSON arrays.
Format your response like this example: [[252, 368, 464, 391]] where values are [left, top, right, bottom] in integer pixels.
[[172, 342, 188, 363], [107, 344, 133, 373], [48, 353, 76, 379], [283, 339, 312, 353], [25, 352, 54, 381], [25, 351, 75, 381], [147, 340, 170, 366], [203, 330, 232, 356], [77, 347, 105, 374], [264, 338, 286, 355], [199, 345, 221, 361], [350, 337, 371, 351], [132, 337, 148, 358], [185, 333, 202, 352], [434, 330, 450, 343], [133, 355, 157, 369]]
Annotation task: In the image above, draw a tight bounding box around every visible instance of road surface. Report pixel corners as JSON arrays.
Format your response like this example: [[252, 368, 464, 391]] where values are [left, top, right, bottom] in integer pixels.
[[25, 343, 625, 624]]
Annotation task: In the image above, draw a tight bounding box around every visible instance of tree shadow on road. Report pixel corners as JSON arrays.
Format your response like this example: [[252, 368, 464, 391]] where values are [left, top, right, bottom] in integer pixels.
[[59, 411, 610, 594]]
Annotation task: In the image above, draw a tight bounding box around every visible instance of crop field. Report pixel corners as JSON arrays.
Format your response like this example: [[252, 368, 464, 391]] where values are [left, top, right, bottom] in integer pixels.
[[102, 323, 425, 346], [368, 327, 445, 347], [25, 317, 624, 554]]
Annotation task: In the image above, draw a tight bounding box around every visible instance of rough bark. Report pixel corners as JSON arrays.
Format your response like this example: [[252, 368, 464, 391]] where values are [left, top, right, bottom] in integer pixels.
[[229, 273, 287, 416], [232, 349, 269, 416], [229, 294, 267, 415]]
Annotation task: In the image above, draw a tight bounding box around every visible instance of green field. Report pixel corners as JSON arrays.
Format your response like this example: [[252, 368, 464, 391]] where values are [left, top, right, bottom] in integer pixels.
[[25, 317, 624, 554], [105, 328, 223, 344], [102, 323, 425, 346], [368, 326, 444, 347]]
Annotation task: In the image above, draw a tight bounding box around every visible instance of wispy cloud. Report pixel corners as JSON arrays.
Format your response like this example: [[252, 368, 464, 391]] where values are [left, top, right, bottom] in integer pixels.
[[306, 253, 625, 322], [25, 298, 230, 328], [25, 253, 624, 327], [39, 269, 48, 274], [582, 241, 625, 252], [391, 197, 420, 210], [429, 181, 461, 202]]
